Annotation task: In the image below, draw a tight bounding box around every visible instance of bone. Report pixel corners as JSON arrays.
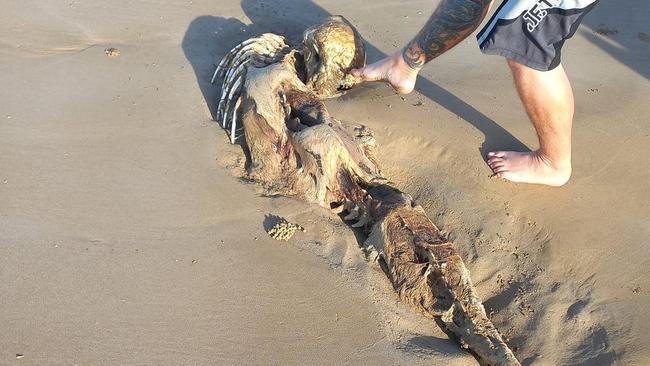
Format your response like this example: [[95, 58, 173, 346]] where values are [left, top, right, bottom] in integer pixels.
[[222, 54, 253, 95], [214, 37, 289, 133], [221, 75, 243, 129], [230, 97, 242, 144], [218, 65, 247, 124], [217, 53, 274, 116], [216, 91, 229, 126], [222, 61, 248, 97], [259, 33, 286, 47], [214, 38, 259, 79], [212, 42, 278, 113], [229, 42, 281, 69], [217, 93, 228, 125], [214, 41, 248, 81], [222, 58, 244, 93], [218, 51, 285, 124], [214, 34, 288, 84], [211, 66, 220, 84]]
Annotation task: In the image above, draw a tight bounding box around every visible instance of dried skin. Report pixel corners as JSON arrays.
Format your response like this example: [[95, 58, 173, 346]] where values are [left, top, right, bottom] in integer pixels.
[[214, 16, 520, 366]]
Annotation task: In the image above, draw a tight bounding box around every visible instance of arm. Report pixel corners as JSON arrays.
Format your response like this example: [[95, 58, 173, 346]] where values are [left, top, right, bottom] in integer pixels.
[[402, 0, 492, 69], [351, 0, 492, 94]]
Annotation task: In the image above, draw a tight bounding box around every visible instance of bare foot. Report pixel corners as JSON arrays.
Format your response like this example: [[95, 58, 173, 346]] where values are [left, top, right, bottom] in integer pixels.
[[351, 51, 419, 94], [487, 151, 571, 186]]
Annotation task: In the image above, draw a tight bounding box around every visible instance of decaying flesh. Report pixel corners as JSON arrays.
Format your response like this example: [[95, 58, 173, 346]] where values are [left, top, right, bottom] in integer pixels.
[[213, 16, 521, 366]]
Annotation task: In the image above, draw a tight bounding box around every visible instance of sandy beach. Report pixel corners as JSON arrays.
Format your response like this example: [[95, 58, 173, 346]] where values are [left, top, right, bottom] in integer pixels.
[[1, 0, 649, 365]]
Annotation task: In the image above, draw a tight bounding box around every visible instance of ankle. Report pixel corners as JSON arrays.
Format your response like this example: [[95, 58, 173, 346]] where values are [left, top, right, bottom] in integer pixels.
[[388, 51, 419, 94], [394, 50, 420, 75], [535, 150, 572, 172]]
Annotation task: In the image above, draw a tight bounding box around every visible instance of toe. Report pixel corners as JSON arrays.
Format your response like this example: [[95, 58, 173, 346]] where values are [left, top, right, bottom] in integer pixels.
[[487, 157, 503, 165], [490, 162, 506, 171], [488, 151, 506, 158]]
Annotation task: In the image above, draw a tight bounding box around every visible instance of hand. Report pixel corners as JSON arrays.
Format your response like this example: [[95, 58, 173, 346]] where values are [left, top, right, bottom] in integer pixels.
[[350, 50, 420, 94]]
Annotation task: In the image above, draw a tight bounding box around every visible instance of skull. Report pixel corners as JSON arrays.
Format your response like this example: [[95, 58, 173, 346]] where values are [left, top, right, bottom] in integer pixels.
[[302, 15, 366, 98]]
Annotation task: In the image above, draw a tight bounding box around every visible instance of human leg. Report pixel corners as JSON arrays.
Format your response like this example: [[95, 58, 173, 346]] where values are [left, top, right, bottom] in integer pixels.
[[487, 59, 573, 186]]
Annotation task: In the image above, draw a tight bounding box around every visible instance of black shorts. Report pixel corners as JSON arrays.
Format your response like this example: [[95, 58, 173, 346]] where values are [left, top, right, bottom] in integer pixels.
[[476, 0, 599, 71]]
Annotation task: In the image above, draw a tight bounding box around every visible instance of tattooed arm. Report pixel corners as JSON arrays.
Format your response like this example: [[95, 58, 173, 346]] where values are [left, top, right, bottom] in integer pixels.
[[352, 0, 492, 94], [402, 0, 493, 69]]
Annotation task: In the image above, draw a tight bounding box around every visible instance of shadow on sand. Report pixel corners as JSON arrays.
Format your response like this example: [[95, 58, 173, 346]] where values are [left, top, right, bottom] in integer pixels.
[[181, 0, 530, 158], [580, 0, 650, 80]]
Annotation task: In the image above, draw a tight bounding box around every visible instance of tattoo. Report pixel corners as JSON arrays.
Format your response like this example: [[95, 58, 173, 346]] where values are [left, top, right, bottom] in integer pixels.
[[402, 0, 491, 69], [402, 42, 426, 69]]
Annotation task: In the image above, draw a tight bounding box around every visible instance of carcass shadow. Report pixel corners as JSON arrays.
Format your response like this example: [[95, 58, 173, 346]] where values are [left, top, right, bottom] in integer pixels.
[[181, 15, 248, 121]]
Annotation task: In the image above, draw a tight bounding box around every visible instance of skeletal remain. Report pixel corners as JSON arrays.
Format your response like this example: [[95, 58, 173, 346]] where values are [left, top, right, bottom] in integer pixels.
[[221, 75, 244, 129], [212, 34, 288, 82], [213, 16, 521, 366], [212, 34, 290, 131], [230, 97, 242, 144]]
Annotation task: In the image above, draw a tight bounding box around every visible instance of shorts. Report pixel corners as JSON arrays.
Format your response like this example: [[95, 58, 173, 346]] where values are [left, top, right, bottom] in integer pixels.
[[476, 0, 599, 71]]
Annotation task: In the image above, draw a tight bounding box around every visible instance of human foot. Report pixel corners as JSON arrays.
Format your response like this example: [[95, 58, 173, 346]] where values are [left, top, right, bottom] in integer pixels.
[[351, 50, 419, 94], [487, 151, 571, 186]]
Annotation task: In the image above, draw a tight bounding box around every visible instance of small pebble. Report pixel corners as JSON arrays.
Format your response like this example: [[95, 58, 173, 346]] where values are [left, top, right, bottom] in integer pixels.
[[16, 354, 24, 359], [104, 48, 121, 58]]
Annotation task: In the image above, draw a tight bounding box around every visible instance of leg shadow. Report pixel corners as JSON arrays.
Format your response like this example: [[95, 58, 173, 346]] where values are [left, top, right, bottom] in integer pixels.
[[581, 0, 650, 80]]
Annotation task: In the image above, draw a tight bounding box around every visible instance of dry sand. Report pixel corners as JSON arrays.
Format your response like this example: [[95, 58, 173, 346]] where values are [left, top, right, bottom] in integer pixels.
[[1, 0, 649, 365]]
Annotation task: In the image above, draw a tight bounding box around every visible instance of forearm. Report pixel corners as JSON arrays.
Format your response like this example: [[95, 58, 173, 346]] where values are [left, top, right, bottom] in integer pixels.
[[402, 0, 492, 69]]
